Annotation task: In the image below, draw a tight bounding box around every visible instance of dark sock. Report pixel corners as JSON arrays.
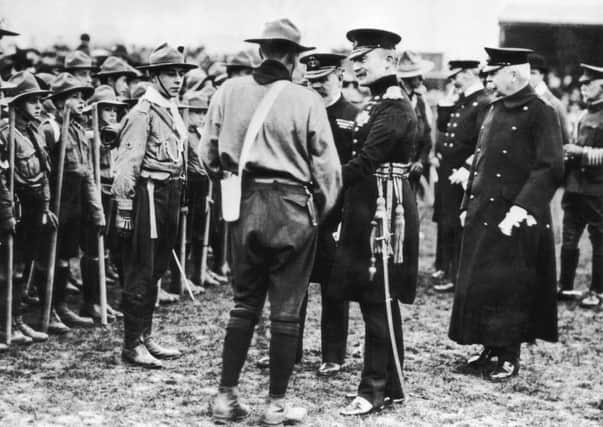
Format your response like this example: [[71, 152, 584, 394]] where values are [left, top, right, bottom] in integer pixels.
[[220, 315, 256, 388], [269, 320, 300, 398]]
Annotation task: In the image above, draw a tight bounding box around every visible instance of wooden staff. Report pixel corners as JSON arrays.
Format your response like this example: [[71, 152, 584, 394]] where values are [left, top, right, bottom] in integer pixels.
[[200, 180, 213, 285], [91, 104, 108, 326], [178, 111, 190, 296], [41, 104, 70, 332], [3, 106, 16, 345]]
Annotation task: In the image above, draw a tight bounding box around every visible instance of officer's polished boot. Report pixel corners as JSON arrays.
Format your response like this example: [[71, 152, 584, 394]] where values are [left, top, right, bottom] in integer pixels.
[[559, 248, 581, 300], [122, 315, 162, 369], [15, 315, 48, 342], [79, 255, 115, 323], [54, 265, 94, 328], [143, 317, 181, 360], [47, 309, 71, 335]]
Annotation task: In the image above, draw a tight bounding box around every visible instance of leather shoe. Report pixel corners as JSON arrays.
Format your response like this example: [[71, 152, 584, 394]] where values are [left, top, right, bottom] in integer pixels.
[[16, 318, 48, 342], [122, 343, 163, 369], [489, 360, 519, 382], [557, 289, 583, 301], [434, 281, 455, 292], [212, 386, 250, 424], [467, 347, 497, 369], [317, 362, 342, 377], [47, 310, 71, 335], [256, 355, 270, 369], [580, 292, 603, 308], [261, 398, 307, 425], [10, 328, 33, 345], [144, 336, 181, 359], [340, 396, 378, 416], [80, 304, 115, 323], [56, 305, 94, 328], [107, 304, 124, 319], [157, 288, 179, 305]]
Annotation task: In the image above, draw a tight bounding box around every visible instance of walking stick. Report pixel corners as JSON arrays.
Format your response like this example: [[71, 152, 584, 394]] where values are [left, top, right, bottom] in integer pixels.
[[374, 174, 405, 394], [171, 249, 197, 302], [219, 222, 230, 278], [42, 105, 70, 332], [3, 106, 16, 345], [199, 180, 223, 286], [91, 105, 108, 326]]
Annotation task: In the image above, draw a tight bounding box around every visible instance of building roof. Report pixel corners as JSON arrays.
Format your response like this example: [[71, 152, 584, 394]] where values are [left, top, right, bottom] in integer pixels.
[[499, 1, 603, 26]]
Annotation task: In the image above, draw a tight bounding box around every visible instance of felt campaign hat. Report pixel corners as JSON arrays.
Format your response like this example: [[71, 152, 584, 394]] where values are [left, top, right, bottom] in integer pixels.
[[226, 50, 256, 71], [346, 28, 401, 61], [300, 52, 346, 80], [95, 56, 142, 78], [49, 72, 94, 99], [62, 50, 97, 71], [137, 42, 198, 71], [397, 50, 434, 79], [3, 71, 51, 104], [84, 84, 126, 112], [179, 90, 210, 110], [245, 18, 314, 52]]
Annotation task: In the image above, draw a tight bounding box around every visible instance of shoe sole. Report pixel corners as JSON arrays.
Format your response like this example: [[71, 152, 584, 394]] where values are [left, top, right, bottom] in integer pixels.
[[121, 356, 163, 369], [212, 414, 249, 425]]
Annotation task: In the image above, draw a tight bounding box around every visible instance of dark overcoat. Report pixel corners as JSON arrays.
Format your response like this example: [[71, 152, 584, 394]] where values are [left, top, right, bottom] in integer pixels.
[[329, 75, 419, 304], [449, 84, 564, 346], [433, 89, 490, 226], [310, 95, 359, 284]]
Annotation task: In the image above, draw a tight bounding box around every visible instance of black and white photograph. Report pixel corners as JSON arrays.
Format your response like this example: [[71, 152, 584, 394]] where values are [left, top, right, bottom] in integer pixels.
[[1, 0, 602, 425]]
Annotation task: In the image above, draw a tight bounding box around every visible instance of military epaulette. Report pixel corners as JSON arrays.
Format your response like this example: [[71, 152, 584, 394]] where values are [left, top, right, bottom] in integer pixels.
[[383, 85, 404, 100]]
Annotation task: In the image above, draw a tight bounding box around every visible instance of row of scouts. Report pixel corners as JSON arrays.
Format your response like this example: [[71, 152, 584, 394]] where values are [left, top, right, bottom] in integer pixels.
[[1, 17, 603, 425]]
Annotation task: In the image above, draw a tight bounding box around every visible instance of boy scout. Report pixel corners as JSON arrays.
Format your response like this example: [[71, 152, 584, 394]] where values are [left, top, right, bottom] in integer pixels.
[[113, 43, 196, 368]]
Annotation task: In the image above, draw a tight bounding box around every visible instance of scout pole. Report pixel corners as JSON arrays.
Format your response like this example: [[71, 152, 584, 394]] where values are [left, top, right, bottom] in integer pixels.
[[91, 104, 108, 326], [3, 106, 16, 345], [42, 104, 70, 332]]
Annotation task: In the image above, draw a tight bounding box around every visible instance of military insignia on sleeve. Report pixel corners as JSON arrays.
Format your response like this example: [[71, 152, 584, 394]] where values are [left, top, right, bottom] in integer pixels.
[[383, 85, 403, 100], [335, 119, 354, 130], [355, 110, 370, 127]]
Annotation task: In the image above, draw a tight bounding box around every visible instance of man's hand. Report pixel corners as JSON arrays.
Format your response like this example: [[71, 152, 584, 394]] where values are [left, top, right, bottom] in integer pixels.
[[116, 209, 133, 239], [459, 210, 467, 227], [410, 161, 424, 176], [449, 167, 470, 189], [0, 217, 16, 235], [40, 209, 59, 230], [498, 205, 528, 236]]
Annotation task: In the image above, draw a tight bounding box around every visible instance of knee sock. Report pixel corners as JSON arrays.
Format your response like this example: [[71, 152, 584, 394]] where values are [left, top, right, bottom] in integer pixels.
[[269, 320, 300, 398], [220, 314, 256, 388]]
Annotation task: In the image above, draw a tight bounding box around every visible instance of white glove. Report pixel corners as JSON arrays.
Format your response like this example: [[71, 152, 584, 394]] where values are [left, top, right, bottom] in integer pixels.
[[459, 211, 467, 227], [449, 167, 470, 190], [498, 205, 528, 236]]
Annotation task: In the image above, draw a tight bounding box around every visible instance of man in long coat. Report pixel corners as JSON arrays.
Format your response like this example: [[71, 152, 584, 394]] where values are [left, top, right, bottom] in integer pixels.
[[329, 28, 419, 416], [450, 47, 564, 381]]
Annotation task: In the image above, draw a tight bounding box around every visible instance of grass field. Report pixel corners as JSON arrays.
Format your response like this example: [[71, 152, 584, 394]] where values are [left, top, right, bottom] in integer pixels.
[[1, 211, 602, 426]]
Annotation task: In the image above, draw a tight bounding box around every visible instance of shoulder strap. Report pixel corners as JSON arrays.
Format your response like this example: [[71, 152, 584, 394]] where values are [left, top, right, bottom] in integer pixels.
[[238, 80, 288, 175]]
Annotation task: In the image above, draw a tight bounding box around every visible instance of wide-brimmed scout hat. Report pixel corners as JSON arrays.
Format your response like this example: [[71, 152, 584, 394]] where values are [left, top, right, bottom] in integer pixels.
[[346, 28, 401, 61], [300, 52, 346, 80], [226, 50, 256, 71], [245, 19, 314, 52], [83, 85, 126, 112], [95, 56, 142, 78], [62, 50, 97, 71], [137, 42, 198, 71], [447, 59, 481, 79], [179, 90, 210, 111], [49, 72, 94, 99], [3, 71, 51, 104], [123, 81, 151, 106], [183, 68, 208, 92], [397, 50, 434, 79], [578, 63, 603, 83]]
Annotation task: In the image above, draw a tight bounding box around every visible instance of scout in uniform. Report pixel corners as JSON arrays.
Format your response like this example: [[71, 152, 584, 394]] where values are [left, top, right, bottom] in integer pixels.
[[0, 72, 54, 344], [40, 73, 105, 332], [94, 56, 142, 100], [113, 43, 196, 368], [329, 28, 419, 416], [62, 50, 97, 87], [397, 50, 434, 192], [432, 59, 490, 292], [450, 48, 563, 381], [225, 51, 256, 79], [297, 51, 358, 376], [79, 85, 126, 321], [559, 64, 603, 308], [203, 19, 341, 425]]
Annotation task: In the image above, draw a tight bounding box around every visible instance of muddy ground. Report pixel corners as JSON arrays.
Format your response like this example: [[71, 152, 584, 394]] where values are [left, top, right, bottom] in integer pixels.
[[1, 213, 602, 426]]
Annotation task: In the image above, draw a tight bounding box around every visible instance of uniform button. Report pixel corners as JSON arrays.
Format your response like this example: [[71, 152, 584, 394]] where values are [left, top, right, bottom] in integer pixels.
[[450, 143, 455, 147], [353, 138, 358, 143], [470, 194, 475, 199], [354, 127, 359, 131], [352, 150, 356, 156], [453, 123, 458, 127], [523, 106, 528, 111], [502, 149, 508, 154], [483, 222, 488, 226], [496, 173, 501, 178], [489, 197, 495, 202], [451, 133, 455, 137], [477, 148, 481, 153], [445, 132, 449, 137], [461, 105, 465, 109], [473, 171, 478, 177], [511, 126, 517, 131], [473, 102, 478, 107], [481, 126, 485, 129], [546, 224, 551, 229]]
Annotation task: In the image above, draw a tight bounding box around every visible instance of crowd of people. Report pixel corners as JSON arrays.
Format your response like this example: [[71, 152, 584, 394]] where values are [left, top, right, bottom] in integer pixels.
[[1, 16, 602, 424]]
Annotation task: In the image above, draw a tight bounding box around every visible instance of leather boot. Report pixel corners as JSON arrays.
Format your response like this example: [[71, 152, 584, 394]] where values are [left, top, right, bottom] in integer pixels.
[[56, 304, 95, 328], [9, 324, 34, 345], [80, 303, 116, 323], [559, 248, 580, 291], [15, 316, 48, 342], [47, 309, 71, 335], [122, 314, 162, 369], [143, 317, 181, 360]]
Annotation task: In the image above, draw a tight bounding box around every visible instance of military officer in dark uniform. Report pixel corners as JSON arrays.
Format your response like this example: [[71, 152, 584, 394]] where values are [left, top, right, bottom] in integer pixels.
[[450, 48, 564, 381], [559, 63, 603, 308], [432, 60, 490, 292], [113, 43, 197, 368], [296, 52, 358, 376], [329, 29, 419, 416]]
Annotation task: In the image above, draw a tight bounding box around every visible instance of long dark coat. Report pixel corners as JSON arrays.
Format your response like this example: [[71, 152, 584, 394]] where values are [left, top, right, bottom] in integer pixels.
[[433, 89, 490, 226], [449, 84, 564, 346], [329, 75, 419, 304]]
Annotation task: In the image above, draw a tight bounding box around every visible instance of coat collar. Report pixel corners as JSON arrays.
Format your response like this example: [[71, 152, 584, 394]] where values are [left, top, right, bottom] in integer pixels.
[[252, 59, 292, 85], [586, 99, 603, 112], [368, 74, 399, 97], [498, 83, 536, 109]]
